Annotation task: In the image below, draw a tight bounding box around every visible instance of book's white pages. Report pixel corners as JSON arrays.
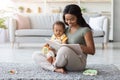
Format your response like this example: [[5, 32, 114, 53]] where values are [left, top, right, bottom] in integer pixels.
[[46, 39, 83, 55]]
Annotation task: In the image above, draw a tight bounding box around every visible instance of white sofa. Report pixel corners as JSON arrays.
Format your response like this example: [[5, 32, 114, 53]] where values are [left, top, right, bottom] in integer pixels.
[[9, 13, 109, 48]]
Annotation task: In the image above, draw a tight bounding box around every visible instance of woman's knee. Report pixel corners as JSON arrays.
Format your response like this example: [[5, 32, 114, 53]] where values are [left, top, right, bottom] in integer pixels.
[[54, 46, 73, 67], [56, 46, 71, 58]]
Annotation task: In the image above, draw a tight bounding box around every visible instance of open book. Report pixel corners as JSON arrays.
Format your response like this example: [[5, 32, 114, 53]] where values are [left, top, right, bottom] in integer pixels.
[[46, 39, 83, 55]]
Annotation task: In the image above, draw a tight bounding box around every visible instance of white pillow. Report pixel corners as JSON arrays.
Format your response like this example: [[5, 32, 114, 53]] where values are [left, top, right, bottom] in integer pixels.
[[89, 16, 105, 31]]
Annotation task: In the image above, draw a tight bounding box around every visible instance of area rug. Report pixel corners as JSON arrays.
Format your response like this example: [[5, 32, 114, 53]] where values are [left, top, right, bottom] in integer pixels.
[[0, 63, 120, 80]]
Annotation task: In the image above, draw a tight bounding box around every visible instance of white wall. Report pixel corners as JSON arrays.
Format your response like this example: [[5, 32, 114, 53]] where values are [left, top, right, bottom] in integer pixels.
[[14, 2, 111, 13], [14, 2, 78, 13], [80, 3, 111, 13], [80, 2, 113, 41], [113, 0, 120, 42]]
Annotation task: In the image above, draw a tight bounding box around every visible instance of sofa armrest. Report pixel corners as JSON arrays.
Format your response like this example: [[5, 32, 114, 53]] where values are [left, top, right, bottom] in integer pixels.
[[103, 17, 109, 43], [9, 18, 17, 43]]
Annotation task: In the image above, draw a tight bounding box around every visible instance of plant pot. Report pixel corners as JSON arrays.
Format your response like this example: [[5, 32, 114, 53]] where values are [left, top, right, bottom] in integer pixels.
[[0, 28, 8, 43]]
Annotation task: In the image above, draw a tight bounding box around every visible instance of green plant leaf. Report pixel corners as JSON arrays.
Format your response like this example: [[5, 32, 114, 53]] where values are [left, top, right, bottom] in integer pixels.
[[0, 18, 7, 29]]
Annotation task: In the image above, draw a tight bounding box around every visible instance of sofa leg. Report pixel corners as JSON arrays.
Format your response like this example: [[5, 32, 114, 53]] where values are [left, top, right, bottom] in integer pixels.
[[11, 42, 14, 48], [16, 43, 20, 48], [102, 43, 107, 49], [102, 43, 104, 49], [104, 43, 107, 49]]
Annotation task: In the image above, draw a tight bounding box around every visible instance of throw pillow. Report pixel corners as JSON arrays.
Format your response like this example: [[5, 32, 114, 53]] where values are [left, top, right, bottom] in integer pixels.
[[89, 16, 105, 31], [15, 14, 31, 30]]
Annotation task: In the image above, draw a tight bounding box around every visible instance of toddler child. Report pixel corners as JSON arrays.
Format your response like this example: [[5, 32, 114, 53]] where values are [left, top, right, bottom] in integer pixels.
[[42, 21, 67, 64]]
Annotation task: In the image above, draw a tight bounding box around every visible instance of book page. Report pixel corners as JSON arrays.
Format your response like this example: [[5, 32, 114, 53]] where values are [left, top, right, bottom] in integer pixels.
[[46, 39, 83, 55], [62, 44, 83, 55], [46, 39, 61, 51]]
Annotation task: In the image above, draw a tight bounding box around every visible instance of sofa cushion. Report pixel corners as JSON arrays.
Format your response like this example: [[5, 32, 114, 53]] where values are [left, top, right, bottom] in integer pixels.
[[15, 14, 31, 30], [15, 29, 53, 37], [28, 14, 60, 29], [89, 16, 106, 31], [92, 30, 104, 37]]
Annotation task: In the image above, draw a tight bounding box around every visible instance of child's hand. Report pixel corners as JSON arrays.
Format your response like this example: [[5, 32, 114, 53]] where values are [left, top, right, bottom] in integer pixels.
[[44, 43, 49, 47], [42, 43, 50, 54], [49, 47, 56, 53]]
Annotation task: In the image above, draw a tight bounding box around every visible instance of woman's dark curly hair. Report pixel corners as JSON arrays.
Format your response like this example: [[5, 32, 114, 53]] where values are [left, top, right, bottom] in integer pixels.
[[63, 4, 91, 29]]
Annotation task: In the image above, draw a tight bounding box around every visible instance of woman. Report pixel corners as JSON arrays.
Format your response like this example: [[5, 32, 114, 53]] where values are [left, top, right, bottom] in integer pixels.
[[53, 4, 95, 72], [32, 4, 95, 73]]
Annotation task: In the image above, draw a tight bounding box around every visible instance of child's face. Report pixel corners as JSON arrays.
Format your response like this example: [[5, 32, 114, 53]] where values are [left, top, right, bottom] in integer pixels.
[[53, 24, 64, 37]]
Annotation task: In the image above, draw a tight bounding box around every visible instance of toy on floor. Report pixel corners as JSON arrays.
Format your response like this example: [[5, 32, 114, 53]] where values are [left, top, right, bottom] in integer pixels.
[[8, 69, 17, 74], [83, 69, 98, 76]]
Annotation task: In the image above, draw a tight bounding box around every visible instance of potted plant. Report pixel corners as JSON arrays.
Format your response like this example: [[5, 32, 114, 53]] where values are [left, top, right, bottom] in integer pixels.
[[0, 18, 7, 43], [18, 6, 24, 13], [26, 8, 32, 13], [81, 7, 87, 13], [0, 18, 7, 29]]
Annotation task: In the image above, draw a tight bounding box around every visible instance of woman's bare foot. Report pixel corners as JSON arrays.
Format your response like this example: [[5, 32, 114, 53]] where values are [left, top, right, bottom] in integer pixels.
[[54, 68, 66, 74]]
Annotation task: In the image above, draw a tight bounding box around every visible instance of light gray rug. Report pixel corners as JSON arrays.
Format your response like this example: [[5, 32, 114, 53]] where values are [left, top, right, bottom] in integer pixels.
[[0, 63, 120, 80]]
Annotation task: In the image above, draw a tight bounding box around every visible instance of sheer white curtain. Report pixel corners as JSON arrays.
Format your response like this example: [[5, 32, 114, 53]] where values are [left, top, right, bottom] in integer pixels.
[[0, 0, 14, 10], [0, 0, 15, 18]]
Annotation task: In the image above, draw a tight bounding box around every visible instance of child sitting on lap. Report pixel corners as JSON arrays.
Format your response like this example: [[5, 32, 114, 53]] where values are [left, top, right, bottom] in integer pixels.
[[42, 21, 68, 64]]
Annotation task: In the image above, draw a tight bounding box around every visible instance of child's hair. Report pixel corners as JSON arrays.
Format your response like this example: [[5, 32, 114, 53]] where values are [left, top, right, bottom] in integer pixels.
[[53, 21, 66, 31]]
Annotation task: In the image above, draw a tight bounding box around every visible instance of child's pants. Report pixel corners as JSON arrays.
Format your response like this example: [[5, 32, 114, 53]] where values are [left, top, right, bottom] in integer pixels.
[[32, 51, 55, 71]]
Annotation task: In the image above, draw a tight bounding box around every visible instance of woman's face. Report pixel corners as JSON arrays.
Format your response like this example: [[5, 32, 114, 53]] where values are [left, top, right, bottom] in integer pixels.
[[65, 14, 77, 27]]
